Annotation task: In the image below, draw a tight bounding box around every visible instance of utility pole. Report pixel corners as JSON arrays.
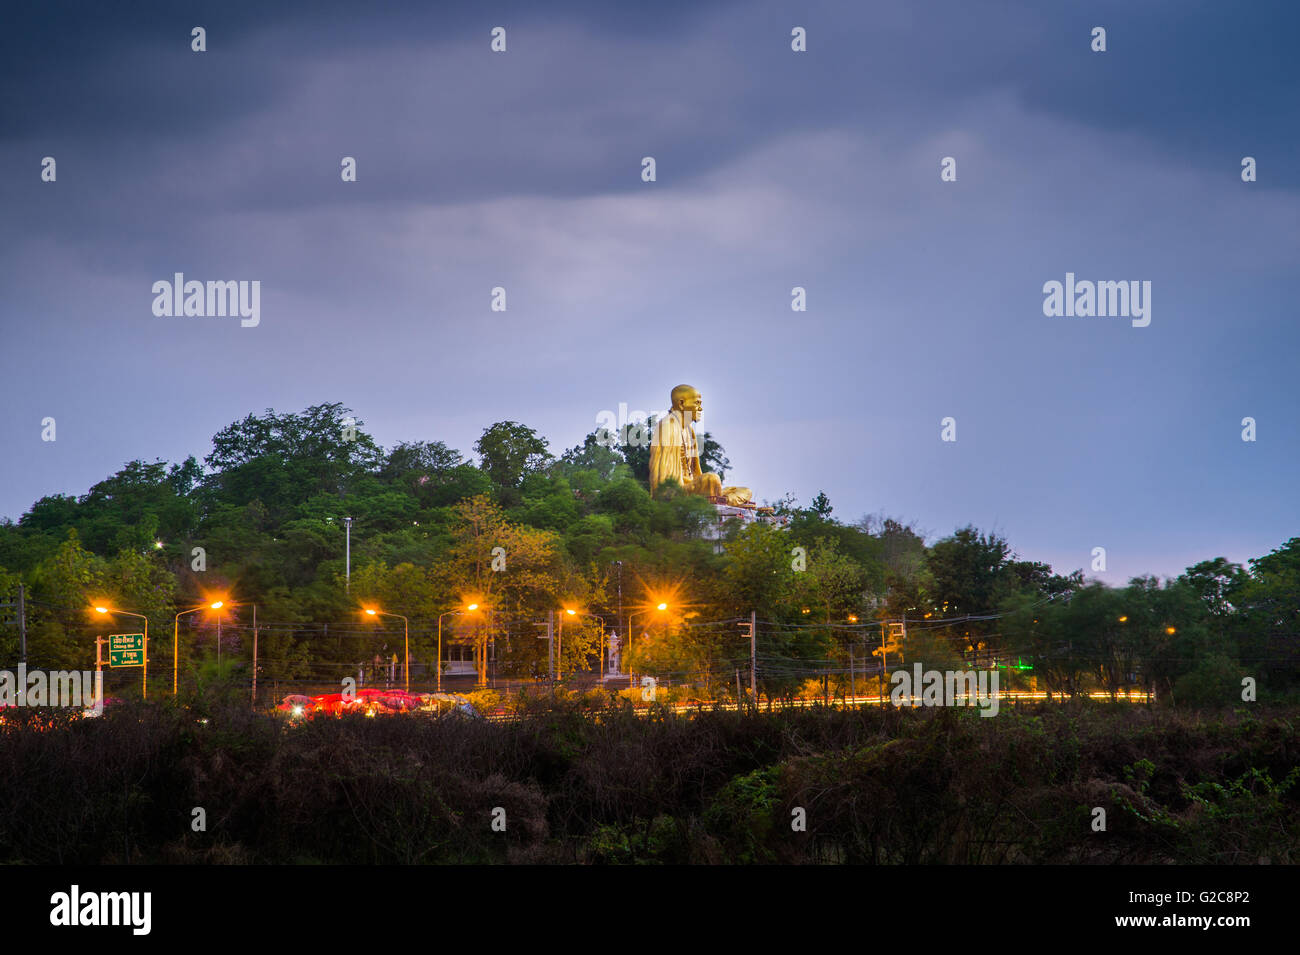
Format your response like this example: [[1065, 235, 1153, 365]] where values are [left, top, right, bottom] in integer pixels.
[[879, 621, 887, 705], [749, 611, 757, 707], [344, 517, 353, 593], [615, 561, 623, 667], [547, 610, 555, 687], [17, 582, 26, 665], [737, 618, 753, 707], [878, 616, 906, 705], [251, 604, 258, 705], [899, 613, 905, 703]]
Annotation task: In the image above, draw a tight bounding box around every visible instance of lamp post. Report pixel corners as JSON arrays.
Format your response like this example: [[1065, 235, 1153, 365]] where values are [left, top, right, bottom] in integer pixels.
[[214, 602, 258, 687], [365, 608, 410, 692], [344, 517, 353, 593], [613, 560, 623, 671], [562, 608, 606, 682], [436, 604, 478, 693], [251, 603, 259, 704], [626, 603, 668, 688], [94, 606, 149, 699], [173, 600, 224, 696]]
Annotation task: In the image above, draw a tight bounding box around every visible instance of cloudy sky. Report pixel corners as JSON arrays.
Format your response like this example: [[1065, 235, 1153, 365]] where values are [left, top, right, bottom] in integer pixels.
[[2, 0, 1297, 581]]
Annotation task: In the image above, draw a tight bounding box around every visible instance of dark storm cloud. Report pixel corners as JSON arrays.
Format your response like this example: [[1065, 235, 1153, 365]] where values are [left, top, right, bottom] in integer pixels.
[[1, 0, 1298, 582], [8, 0, 1297, 229]]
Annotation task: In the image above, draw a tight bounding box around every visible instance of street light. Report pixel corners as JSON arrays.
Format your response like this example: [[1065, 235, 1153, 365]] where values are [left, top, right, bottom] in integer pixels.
[[364, 607, 410, 692], [627, 603, 669, 688], [173, 600, 225, 696], [436, 604, 479, 693], [208, 605, 256, 696], [344, 517, 354, 593], [94, 605, 149, 699], [562, 608, 607, 680]]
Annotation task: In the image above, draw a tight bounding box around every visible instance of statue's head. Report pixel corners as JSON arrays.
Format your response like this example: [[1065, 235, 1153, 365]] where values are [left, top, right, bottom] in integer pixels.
[[670, 384, 702, 421]]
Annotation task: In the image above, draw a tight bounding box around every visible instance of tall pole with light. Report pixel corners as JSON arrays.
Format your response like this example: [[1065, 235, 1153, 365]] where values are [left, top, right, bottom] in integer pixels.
[[213, 601, 257, 689], [344, 517, 354, 593], [614, 561, 623, 676], [626, 603, 668, 689], [365, 607, 410, 692], [217, 605, 257, 686], [173, 600, 224, 696], [563, 608, 607, 681], [251, 603, 259, 704], [94, 605, 149, 699], [436, 604, 478, 693]]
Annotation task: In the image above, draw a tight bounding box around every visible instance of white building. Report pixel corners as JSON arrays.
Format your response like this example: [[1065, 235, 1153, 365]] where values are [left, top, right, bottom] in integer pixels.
[[701, 504, 789, 552]]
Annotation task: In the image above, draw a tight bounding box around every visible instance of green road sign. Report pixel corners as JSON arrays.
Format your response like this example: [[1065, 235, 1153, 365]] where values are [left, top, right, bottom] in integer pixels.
[[109, 632, 145, 668]]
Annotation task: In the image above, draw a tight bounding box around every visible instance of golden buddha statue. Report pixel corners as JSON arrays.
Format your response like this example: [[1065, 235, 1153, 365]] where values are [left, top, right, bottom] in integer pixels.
[[649, 384, 754, 506]]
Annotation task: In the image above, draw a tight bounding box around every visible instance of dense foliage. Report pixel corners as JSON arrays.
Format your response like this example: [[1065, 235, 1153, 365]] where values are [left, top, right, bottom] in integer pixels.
[[0, 401, 1295, 703], [1, 700, 1295, 864]]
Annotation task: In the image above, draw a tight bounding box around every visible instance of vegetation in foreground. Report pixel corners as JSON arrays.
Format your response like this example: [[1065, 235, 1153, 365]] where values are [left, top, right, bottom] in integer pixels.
[[2, 401, 1297, 703], [1, 700, 1295, 864]]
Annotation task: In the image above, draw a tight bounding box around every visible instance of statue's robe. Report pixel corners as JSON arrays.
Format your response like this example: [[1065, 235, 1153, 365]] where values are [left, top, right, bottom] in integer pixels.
[[650, 412, 752, 505]]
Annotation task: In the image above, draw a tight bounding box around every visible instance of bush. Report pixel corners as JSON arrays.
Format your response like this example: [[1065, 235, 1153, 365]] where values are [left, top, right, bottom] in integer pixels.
[[1172, 655, 1247, 708], [1, 700, 1296, 863]]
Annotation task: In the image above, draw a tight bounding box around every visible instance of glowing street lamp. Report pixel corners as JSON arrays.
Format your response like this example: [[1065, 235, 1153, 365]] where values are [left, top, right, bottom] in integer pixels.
[[436, 603, 480, 693], [560, 607, 607, 679], [94, 605, 149, 699], [173, 599, 225, 696], [364, 607, 410, 692], [212, 601, 255, 686], [627, 602, 670, 688]]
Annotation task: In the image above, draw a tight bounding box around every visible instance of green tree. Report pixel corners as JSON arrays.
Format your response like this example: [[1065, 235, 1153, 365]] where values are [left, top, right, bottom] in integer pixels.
[[721, 522, 795, 616], [204, 403, 384, 520], [558, 432, 625, 482], [1226, 538, 1300, 692], [434, 495, 566, 683], [926, 526, 1015, 664], [26, 532, 108, 670], [808, 491, 833, 520], [474, 422, 552, 504], [698, 432, 730, 480]]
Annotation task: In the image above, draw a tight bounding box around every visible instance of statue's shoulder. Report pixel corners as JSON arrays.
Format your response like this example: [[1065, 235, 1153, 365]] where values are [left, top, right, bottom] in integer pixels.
[[653, 412, 682, 441]]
